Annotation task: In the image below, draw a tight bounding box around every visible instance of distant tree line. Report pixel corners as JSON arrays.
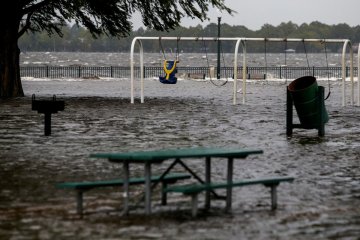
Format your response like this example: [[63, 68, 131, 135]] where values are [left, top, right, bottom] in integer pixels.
[[19, 21, 360, 53]]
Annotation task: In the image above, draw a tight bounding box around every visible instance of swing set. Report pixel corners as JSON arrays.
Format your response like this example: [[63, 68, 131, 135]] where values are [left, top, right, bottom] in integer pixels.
[[130, 36, 358, 106]]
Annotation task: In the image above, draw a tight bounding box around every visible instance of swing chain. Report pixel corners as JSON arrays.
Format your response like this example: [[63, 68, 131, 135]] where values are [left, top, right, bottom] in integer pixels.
[[264, 38, 268, 80], [159, 37, 180, 61], [302, 39, 311, 75], [159, 37, 166, 60], [200, 37, 228, 86], [219, 40, 229, 85], [201, 38, 212, 79], [176, 37, 180, 62], [321, 39, 331, 100]]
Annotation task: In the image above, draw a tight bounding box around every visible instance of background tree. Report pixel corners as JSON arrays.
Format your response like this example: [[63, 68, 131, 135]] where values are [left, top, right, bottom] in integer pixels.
[[0, 0, 232, 98], [18, 21, 359, 54]]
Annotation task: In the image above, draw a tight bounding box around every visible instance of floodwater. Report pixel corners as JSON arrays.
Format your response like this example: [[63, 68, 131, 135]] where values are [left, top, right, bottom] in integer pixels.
[[20, 51, 352, 67], [1, 77, 360, 239]]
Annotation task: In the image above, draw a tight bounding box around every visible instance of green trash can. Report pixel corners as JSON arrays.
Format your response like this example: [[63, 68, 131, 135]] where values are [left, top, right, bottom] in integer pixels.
[[288, 76, 329, 128]]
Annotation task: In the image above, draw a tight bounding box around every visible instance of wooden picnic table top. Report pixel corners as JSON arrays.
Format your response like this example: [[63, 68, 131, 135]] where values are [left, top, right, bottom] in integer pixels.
[[90, 147, 263, 163]]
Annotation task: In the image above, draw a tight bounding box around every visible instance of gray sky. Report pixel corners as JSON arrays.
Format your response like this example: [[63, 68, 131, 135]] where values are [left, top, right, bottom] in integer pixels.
[[133, 0, 360, 30]]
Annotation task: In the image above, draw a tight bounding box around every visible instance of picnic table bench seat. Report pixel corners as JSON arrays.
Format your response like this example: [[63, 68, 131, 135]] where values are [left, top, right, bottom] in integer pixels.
[[164, 176, 294, 217], [57, 172, 191, 215]]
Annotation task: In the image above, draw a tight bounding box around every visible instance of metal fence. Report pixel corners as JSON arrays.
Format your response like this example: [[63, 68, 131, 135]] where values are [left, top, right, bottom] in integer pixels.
[[20, 66, 358, 79]]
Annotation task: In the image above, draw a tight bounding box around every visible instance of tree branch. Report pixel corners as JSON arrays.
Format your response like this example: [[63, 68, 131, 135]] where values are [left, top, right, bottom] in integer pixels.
[[18, 12, 33, 38], [21, 0, 55, 15]]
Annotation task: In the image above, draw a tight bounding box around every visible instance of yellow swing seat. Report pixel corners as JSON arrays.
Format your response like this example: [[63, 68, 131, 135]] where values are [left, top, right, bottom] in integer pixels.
[[159, 60, 178, 84]]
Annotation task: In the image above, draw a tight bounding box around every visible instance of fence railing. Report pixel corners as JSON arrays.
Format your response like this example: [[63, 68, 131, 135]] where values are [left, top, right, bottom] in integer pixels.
[[20, 66, 358, 79]]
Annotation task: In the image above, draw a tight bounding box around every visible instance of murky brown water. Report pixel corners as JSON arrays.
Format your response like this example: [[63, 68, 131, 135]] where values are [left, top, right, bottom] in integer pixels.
[[1, 78, 359, 239]]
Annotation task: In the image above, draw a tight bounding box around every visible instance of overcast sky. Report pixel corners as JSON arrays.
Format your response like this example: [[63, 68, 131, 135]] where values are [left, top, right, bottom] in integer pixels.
[[133, 0, 360, 30]]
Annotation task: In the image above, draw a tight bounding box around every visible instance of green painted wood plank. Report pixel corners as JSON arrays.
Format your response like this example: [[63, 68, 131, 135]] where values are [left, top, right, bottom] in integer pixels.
[[165, 177, 295, 194], [90, 147, 263, 162], [57, 173, 191, 190]]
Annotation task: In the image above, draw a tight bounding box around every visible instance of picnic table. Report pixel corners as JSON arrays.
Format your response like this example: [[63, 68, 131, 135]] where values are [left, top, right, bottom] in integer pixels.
[[90, 147, 264, 215]]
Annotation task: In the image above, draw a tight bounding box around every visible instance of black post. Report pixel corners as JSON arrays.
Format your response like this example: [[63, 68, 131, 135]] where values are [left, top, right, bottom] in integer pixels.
[[286, 87, 293, 136], [318, 86, 325, 136], [32, 94, 65, 136], [217, 17, 221, 80], [44, 113, 52, 136], [279, 66, 282, 79]]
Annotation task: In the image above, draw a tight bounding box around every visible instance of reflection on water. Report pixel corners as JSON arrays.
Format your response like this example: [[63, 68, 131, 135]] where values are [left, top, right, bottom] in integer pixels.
[[0, 79, 359, 239]]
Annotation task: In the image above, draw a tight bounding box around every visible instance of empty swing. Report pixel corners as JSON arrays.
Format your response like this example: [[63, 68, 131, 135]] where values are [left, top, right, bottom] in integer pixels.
[[301, 39, 331, 99], [159, 37, 179, 84], [201, 37, 228, 86]]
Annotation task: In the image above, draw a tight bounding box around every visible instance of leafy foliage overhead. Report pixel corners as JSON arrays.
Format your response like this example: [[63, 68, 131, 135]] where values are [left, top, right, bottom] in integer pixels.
[[18, 0, 233, 38]]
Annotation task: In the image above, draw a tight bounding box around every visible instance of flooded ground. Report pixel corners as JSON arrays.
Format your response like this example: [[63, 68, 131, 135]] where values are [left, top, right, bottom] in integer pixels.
[[0, 78, 359, 239]]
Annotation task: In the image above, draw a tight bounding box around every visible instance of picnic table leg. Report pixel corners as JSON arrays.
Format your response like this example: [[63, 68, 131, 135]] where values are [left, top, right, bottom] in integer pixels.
[[144, 162, 152, 215], [225, 157, 234, 212], [76, 190, 83, 216], [161, 182, 167, 205], [177, 159, 222, 199], [205, 157, 211, 210], [191, 194, 199, 217], [270, 185, 278, 210], [123, 161, 130, 216], [155, 158, 179, 205]]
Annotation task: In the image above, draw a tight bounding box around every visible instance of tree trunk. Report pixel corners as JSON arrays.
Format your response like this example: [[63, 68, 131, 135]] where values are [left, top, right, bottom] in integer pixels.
[[0, 50, 24, 98], [0, 35, 24, 98]]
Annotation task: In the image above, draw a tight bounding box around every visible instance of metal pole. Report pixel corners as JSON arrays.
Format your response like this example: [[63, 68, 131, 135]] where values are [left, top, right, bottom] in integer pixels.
[[130, 37, 137, 104], [217, 17, 221, 79], [44, 113, 51, 136], [286, 87, 293, 136], [350, 42, 354, 106], [140, 40, 144, 103], [341, 41, 347, 106], [233, 38, 242, 105], [205, 157, 211, 209], [242, 40, 247, 104], [123, 161, 130, 215], [358, 43, 360, 106], [225, 157, 234, 212], [144, 162, 151, 214]]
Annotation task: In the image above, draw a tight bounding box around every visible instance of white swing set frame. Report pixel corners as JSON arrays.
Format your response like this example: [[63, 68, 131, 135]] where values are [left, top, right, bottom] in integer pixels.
[[130, 37, 358, 106]]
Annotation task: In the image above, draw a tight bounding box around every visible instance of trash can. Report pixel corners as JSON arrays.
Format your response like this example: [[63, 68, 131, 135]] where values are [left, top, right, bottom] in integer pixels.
[[288, 76, 328, 128]]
